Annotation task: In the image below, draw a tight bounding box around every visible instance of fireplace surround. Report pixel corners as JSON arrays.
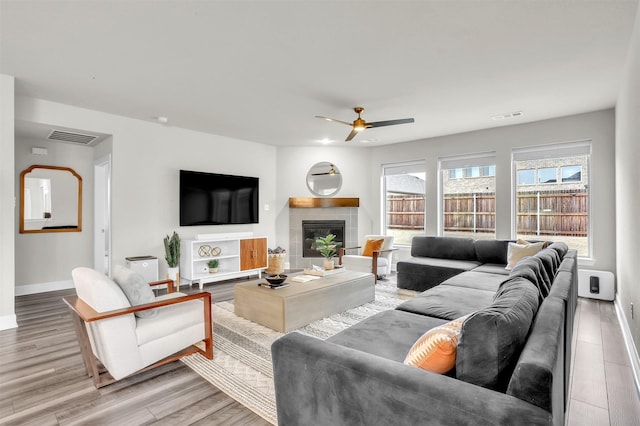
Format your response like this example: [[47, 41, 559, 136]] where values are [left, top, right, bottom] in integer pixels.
[[288, 198, 358, 269]]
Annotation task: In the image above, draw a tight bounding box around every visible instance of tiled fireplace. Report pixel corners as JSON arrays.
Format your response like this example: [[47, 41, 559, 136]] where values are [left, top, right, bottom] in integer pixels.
[[288, 198, 358, 269]]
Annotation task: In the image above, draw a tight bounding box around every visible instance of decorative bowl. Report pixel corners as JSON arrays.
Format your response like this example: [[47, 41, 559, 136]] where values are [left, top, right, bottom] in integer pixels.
[[265, 274, 287, 285]]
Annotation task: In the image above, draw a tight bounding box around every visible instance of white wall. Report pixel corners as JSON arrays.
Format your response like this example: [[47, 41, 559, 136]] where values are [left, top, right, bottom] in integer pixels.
[[274, 146, 373, 251], [615, 5, 640, 360], [369, 109, 617, 273], [14, 137, 94, 290], [0, 74, 17, 330], [15, 96, 278, 285]]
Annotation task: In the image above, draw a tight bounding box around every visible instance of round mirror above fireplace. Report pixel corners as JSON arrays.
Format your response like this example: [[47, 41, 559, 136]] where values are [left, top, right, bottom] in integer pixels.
[[306, 162, 342, 196]]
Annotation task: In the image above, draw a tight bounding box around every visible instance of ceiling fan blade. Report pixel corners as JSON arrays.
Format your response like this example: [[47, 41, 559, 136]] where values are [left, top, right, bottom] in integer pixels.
[[311, 172, 330, 176], [345, 129, 359, 141], [315, 116, 352, 126], [367, 118, 415, 128]]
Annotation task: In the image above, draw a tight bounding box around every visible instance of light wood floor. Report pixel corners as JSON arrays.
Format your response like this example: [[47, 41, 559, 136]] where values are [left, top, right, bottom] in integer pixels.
[[1, 275, 639, 425]]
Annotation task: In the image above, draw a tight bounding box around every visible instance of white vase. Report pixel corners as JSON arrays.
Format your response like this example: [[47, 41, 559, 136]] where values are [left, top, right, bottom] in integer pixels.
[[323, 258, 334, 270], [166, 267, 180, 291]]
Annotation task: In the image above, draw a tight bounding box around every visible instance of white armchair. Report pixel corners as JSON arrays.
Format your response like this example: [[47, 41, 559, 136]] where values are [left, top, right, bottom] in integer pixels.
[[339, 235, 395, 282], [63, 266, 213, 387]]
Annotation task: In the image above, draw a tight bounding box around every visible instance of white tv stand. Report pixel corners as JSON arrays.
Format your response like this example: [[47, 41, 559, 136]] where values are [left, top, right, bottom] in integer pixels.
[[180, 234, 267, 290]]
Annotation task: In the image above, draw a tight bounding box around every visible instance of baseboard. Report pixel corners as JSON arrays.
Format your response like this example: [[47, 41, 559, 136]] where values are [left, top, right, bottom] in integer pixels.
[[0, 314, 18, 331], [15, 279, 74, 296], [614, 295, 640, 397]]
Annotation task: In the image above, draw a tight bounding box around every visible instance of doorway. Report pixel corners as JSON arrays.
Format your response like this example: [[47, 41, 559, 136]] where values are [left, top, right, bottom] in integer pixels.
[[94, 155, 111, 275]]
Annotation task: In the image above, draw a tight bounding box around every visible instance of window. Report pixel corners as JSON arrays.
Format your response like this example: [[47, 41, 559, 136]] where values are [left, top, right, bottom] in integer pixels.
[[538, 167, 557, 183], [562, 165, 581, 182], [513, 141, 591, 257], [518, 169, 535, 185], [383, 161, 426, 246], [440, 153, 496, 240], [449, 166, 495, 179]]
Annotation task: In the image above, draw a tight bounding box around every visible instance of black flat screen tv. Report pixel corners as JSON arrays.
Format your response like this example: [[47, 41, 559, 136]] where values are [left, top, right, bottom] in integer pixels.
[[180, 170, 259, 226]]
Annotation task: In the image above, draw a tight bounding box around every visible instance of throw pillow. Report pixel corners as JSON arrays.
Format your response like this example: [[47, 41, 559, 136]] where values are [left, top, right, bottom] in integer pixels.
[[505, 241, 544, 270], [112, 265, 158, 318], [361, 239, 384, 257], [403, 314, 469, 374]]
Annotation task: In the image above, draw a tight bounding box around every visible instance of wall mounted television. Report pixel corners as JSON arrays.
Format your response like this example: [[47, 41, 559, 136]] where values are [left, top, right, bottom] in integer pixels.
[[180, 170, 259, 226]]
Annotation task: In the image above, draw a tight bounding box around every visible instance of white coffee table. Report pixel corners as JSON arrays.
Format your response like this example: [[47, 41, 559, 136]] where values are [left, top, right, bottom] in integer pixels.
[[234, 270, 375, 332]]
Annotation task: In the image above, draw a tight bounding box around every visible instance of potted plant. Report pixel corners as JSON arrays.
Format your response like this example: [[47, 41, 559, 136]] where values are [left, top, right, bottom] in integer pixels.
[[207, 259, 219, 273], [315, 234, 337, 270], [163, 231, 181, 289]]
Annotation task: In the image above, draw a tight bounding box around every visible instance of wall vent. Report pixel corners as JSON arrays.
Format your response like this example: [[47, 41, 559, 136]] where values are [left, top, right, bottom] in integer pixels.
[[47, 129, 99, 145]]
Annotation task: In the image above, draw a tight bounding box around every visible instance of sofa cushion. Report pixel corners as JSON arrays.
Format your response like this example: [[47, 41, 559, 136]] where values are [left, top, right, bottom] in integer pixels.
[[410, 236, 477, 260], [397, 257, 482, 291], [327, 310, 448, 362], [456, 277, 540, 392], [113, 265, 157, 318], [361, 238, 384, 256], [509, 257, 551, 298], [472, 263, 511, 275], [534, 249, 558, 278], [396, 285, 495, 320], [135, 292, 204, 345], [507, 297, 565, 417], [505, 241, 544, 270], [403, 314, 469, 374], [441, 271, 507, 293], [474, 239, 510, 264], [547, 242, 569, 259]]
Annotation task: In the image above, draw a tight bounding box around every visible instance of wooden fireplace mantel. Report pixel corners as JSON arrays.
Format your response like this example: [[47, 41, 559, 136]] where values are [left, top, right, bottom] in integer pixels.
[[288, 197, 359, 208]]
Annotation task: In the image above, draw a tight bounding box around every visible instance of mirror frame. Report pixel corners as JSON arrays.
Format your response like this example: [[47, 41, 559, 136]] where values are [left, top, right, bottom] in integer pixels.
[[20, 164, 83, 234], [306, 162, 342, 197]]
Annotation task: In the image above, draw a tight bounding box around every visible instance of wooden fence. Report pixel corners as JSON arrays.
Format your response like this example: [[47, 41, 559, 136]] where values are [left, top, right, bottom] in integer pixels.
[[387, 189, 588, 236], [516, 189, 588, 236], [387, 195, 424, 230]]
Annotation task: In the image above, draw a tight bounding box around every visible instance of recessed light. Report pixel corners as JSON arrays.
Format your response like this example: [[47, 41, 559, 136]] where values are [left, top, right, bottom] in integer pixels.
[[154, 116, 169, 124], [317, 138, 334, 144]]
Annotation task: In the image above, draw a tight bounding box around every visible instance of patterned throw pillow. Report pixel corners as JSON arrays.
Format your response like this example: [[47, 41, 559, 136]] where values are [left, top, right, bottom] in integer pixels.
[[361, 239, 384, 257], [403, 315, 469, 373]]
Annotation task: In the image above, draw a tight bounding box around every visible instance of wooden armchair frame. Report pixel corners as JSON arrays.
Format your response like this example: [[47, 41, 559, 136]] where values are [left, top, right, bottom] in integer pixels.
[[339, 246, 397, 283], [62, 279, 213, 388]]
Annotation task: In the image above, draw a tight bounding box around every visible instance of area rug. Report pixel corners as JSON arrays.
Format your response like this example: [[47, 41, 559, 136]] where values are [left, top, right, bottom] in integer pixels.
[[181, 281, 416, 425]]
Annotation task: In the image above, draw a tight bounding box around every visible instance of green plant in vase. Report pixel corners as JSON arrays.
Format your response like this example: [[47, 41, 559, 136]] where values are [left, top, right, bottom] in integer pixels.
[[207, 259, 219, 273], [163, 231, 181, 288], [315, 233, 337, 270]]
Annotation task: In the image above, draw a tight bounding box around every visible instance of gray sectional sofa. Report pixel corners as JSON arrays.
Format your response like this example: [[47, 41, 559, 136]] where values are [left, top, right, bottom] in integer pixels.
[[271, 236, 577, 426]]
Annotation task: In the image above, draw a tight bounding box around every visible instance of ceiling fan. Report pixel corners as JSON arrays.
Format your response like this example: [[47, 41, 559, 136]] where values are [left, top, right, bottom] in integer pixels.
[[311, 164, 339, 176], [316, 107, 415, 142]]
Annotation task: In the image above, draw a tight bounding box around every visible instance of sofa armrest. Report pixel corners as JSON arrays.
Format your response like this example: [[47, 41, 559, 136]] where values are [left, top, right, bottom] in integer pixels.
[[148, 278, 175, 293], [272, 332, 552, 426], [63, 292, 211, 322]]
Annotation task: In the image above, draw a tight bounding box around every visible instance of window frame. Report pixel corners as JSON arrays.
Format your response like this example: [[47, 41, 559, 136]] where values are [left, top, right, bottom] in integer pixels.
[[511, 141, 592, 259]]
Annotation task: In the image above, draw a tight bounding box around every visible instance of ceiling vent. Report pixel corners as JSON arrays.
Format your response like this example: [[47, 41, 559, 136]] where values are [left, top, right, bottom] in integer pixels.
[[47, 129, 99, 145]]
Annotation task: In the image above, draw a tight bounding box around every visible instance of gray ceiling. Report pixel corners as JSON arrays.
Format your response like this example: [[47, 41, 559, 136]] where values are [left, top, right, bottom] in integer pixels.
[[1, 0, 638, 147]]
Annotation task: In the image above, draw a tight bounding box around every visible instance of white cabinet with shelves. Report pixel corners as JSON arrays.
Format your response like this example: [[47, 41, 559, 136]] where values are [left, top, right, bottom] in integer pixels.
[[181, 234, 267, 290]]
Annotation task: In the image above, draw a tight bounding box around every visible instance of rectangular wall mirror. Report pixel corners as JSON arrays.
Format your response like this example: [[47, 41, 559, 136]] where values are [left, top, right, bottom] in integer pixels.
[[20, 165, 82, 233]]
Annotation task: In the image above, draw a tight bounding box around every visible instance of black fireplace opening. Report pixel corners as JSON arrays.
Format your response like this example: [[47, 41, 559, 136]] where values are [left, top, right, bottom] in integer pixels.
[[302, 220, 345, 257]]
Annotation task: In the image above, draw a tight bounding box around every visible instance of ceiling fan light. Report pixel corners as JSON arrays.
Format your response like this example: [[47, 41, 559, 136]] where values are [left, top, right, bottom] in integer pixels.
[[353, 125, 365, 131]]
